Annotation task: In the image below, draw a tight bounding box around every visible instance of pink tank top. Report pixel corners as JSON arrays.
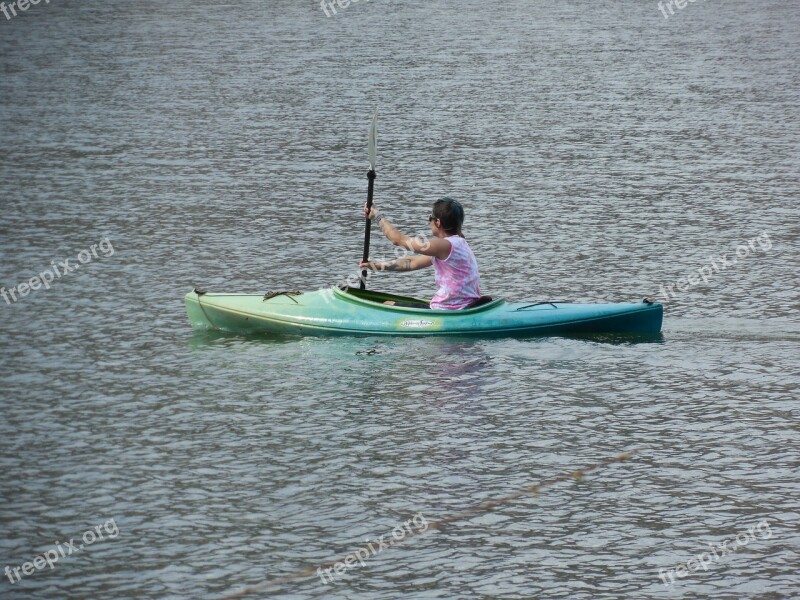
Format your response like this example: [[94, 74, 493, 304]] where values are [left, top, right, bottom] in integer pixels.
[[430, 235, 482, 310]]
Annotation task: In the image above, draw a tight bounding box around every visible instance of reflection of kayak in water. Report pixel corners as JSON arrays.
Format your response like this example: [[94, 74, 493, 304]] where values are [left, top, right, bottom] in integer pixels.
[[185, 286, 663, 338]]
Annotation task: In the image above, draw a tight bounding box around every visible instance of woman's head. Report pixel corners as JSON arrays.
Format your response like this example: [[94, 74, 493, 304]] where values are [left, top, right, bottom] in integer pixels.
[[429, 197, 464, 237]]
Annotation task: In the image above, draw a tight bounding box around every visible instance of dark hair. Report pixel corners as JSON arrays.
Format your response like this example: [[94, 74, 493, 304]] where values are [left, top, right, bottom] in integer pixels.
[[432, 197, 464, 237]]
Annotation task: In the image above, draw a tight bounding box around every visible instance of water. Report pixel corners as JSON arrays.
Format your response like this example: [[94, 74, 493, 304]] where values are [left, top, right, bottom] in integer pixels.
[[1, 0, 798, 598]]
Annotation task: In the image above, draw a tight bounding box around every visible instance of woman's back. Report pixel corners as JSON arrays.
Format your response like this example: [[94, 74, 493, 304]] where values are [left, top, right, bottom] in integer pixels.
[[431, 235, 481, 310]]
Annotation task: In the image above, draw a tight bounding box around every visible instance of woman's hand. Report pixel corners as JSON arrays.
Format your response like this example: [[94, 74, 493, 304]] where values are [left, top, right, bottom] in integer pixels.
[[359, 259, 385, 271], [363, 201, 378, 220]]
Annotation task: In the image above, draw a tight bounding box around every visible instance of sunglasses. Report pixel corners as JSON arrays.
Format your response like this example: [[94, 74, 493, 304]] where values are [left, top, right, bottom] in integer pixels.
[[428, 214, 438, 223]]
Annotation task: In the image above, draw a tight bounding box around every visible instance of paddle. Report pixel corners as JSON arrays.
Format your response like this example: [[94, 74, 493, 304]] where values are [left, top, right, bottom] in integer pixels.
[[360, 110, 378, 290]]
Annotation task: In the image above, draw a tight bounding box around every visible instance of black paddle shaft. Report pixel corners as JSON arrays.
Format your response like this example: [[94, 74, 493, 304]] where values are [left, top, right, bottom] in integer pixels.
[[360, 169, 377, 290]]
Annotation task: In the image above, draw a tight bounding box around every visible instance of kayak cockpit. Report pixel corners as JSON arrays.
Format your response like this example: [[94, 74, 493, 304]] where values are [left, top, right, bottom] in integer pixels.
[[333, 286, 504, 313]]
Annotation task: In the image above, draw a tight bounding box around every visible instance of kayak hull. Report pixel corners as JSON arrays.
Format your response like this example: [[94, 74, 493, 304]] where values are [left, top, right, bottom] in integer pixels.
[[185, 287, 663, 338]]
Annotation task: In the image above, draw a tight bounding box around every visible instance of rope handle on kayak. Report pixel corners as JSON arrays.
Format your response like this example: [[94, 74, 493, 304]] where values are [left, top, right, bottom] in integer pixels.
[[194, 289, 218, 329], [263, 290, 302, 303], [515, 301, 559, 311]]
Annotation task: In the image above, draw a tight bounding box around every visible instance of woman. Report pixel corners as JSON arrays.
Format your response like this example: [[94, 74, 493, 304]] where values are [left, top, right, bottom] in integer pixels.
[[359, 197, 485, 310]]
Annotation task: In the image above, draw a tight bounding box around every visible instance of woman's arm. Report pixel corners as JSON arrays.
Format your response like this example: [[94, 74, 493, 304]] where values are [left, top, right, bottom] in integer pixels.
[[360, 255, 433, 272], [365, 203, 451, 260]]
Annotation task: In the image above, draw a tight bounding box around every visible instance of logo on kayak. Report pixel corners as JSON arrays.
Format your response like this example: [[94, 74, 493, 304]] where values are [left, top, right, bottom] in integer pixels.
[[400, 319, 436, 328]]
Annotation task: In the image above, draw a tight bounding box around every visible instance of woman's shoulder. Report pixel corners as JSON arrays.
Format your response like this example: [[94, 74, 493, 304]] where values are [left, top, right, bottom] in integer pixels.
[[446, 235, 477, 258], [448, 234, 472, 248]]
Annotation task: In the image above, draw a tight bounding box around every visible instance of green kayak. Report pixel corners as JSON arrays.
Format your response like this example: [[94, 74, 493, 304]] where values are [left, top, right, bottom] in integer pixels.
[[185, 286, 663, 337]]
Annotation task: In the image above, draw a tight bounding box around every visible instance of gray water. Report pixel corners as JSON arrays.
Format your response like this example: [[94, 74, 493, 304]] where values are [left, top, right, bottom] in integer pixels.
[[1, 0, 798, 598]]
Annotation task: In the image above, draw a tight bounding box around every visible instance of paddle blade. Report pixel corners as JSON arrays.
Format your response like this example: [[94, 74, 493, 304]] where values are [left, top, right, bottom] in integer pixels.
[[368, 109, 377, 171]]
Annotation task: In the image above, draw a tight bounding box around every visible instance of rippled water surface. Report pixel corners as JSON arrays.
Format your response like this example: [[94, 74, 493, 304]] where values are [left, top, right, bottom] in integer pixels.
[[1, 0, 798, 598]]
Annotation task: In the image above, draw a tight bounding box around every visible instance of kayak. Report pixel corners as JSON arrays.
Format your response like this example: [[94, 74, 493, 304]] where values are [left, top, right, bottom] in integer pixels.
[[185, 286, 663, 337]]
